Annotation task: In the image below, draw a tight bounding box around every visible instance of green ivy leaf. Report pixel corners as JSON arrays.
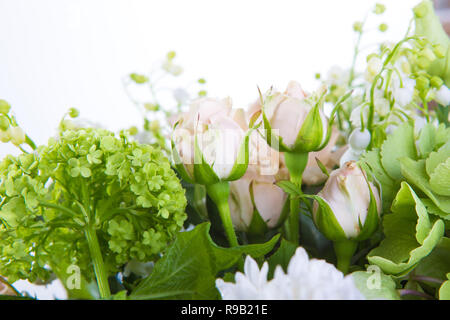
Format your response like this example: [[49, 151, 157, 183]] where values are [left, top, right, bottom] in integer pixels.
[[400, 158, 450, 213], [380, 122, 416, 181], [351, 269, 400, 300], [368, 182, 445, 276], [439, 274, 450, 300], [130, 223, 279, 300], [429, 157, 450, 196], [415, 237, 450, 287]]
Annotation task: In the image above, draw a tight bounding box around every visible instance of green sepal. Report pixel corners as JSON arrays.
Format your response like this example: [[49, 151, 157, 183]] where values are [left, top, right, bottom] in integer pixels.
[[193, 133, 220, 185], [171, 138, 195, 184], [306, 194, 347, 241], [293, 102, 324, 152], [261, 110, 291, 152], [355, 182, 380, 241], [224, 126, 255, 181], [247, 209, 268, 236]]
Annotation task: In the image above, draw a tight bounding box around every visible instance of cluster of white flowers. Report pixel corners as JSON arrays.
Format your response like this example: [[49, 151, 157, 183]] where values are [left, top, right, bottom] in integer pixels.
[[216, 247, 364, 300]]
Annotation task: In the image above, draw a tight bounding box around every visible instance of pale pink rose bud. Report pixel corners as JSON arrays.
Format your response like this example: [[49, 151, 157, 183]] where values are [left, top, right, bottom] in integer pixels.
[[263, 81, 328, 150], [229, 172, 287, 232], [313, 161, 381, 239], [172, 97, 249, 182]]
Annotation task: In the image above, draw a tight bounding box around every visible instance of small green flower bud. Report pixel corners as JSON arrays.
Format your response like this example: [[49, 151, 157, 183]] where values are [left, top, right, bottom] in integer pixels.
[[0, 129, 10, 143], [0, 100, 11, 114], [8, 126, 26, 146], [413, 1, 428, 18], [0, 115, 10, 131], [167, 51, 176, 60], [128, 126, 138, 135], [198, 78, 206, 84], [433, 44, 446, 59], [420, 47, 436, 61], [378, 23, 388, 32], [401, 61, 411, 74], [144, 103, 159, 111], [416, 76, 430, 90], [430, 76, 444, 88], [68, 107, 79, 118], [353, 21, 363, 33], [198, 90, 207, 97], [374, 3, 386, 15], [130, 73, 149, 84], [315, 73, 321, 79], [150, 120, 160, 131], [417, 56, 431, 69]]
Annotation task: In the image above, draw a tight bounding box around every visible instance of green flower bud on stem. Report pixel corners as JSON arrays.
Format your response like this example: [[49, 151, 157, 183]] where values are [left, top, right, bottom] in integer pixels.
[[353, 21, 363, 33], [0, 100, 11, 114], [416, 75, 430, 90], [130, 73, 149, 84], [68, 108, 79, 118], [430, 76, 444, 88], [378, 23, 388, 32], [0, 115, 10, 131], [374, 3, 386, 15]]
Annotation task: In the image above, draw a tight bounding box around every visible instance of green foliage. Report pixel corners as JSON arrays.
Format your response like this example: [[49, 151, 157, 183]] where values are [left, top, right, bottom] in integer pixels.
[[351, 269, 399, 300], [267, 239, 297, 279], [0, 128, 187, 285], [368, 182, 445, 276], [130, 223, 279, 300], [362, 122, 450, 214], [440, 274, 450, 300]]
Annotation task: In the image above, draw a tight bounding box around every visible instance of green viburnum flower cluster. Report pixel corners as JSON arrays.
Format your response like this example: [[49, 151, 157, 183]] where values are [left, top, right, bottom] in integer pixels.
[[0, 128, 187, 292]]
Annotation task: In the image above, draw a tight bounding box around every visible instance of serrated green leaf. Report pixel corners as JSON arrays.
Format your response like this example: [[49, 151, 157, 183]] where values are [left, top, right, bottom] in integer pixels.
[[380, 122, 416, 181], [351, 269, 400, 300], [426, 141, 450, 177], [429, 157, 450, 196], [276, 180, 302, 197], [400, 158, 450, 213], [130, 223, 279, 300], [418, 123, 437, 158], [368, 182, 445, 276]]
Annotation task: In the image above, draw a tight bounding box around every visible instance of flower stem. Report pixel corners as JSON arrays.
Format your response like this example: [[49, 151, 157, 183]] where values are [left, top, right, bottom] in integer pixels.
[[206, 181, 239, 247], [334, 239, 358, 274], [85, 225, 111, 299], [398, 289, 434, 300], [284, 152, 308, 244]]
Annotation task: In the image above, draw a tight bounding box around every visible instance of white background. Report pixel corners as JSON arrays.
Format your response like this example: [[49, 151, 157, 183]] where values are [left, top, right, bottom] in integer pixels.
[[0, 0, 421, 298], [0, 0, 422, 159]]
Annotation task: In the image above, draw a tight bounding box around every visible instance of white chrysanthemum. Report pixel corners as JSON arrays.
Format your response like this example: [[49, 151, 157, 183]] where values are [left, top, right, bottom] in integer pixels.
[[216, 247, 365, 300]]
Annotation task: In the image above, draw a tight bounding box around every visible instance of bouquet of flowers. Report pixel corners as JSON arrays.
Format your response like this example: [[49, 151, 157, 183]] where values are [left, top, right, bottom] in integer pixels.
[[0, 0, 449, 300]]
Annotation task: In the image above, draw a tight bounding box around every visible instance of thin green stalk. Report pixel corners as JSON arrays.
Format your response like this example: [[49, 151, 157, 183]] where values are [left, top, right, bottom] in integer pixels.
[[206, 182, 239, 247], [283, 152, 308, 244], [334, 239, 358, 274], [85, 225, 111, 299]]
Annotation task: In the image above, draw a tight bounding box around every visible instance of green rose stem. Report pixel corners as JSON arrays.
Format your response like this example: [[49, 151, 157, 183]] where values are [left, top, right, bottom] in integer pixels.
[[333, 239, 358, 274], [206, 181, 239, 247], [284, 151, 308, 244]]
